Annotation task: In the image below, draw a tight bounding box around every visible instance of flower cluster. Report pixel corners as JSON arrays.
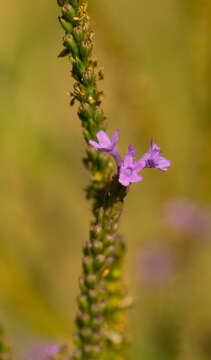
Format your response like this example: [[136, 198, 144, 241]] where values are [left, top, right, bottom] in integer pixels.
[[89, 130, 171, 186]]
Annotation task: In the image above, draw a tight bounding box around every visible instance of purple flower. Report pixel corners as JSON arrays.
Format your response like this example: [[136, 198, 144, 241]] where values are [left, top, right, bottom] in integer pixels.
[[118, 145, 145, 187], [164, 198, 211, 238], [141, 138, 171, 171], [28, 344, 59, 360], [45, 345, 59, 357], [89, 129, 122, 165]]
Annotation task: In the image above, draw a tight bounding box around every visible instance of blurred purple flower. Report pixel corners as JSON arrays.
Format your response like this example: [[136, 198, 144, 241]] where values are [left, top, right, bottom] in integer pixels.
[[139, 246, 174, 285], [118, 145, 145, 186], [28, 344, 59, 360], [141, 138, 171, 171], [89, 129, 122, 165], [164, 198, 211, 237]]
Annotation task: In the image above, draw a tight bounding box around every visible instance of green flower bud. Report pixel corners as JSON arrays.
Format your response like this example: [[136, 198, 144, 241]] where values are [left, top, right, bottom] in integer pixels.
[[91, 316, 104, 330], [83, 256, 93, 273], [80, 40, 93, 60], [80, 327, 92, 341], [83, 241, 92, 256], [91, 301, 106, 316], [104, 245, 115, 257], [84, 344, 102, 357], [85, 274, 97, 288], [92, 241, 103, 254], [93, 107, 104, 124], [76, 312, 90, 328], [88, 289, 98, 301], [63, 34, 79, 57], [62, 4, 76, 21], [73, 26, 84, 42], [79, 276, 87, 292], [59, 16, 73, 33], [77, 294, 89, 311], [104, 234, 115, 246], [94, 254, 105, 269], [91, 331, 102, 345]]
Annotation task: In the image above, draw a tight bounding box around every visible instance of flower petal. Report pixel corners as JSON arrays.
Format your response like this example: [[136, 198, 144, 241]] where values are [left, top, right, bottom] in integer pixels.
[[89, 140, 101, 150], [111, 129, 120, 147], [150, 138, 160, 153], [130, 173, 143, 183], [96, 130, 112, 148], [134, 158, 145, 172], [156, 158, 171, 171], [123, 145, 136, 167], [119, 170, 130, 187]]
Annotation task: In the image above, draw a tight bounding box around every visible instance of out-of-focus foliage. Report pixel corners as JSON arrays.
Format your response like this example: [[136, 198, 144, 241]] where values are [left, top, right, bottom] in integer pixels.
[[0, 0, 211, 359]]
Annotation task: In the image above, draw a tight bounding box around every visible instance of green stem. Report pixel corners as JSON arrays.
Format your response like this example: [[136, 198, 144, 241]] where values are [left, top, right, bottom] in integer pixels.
[[56, 1, 130, 359]]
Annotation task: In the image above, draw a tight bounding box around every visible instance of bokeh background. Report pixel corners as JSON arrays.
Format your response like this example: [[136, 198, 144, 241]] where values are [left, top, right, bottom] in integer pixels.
[[0, 0, 211, 359]]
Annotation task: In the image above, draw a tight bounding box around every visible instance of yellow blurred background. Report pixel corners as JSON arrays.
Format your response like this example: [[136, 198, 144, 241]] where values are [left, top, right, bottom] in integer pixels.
[[0, 0, 211, 358]]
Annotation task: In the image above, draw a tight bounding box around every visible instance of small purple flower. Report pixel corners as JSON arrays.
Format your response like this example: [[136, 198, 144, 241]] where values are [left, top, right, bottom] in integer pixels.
[[28, 344, 59, 360], [141, 138, 171, 171], [164, 198, 211, 238], [45, 345, 59, 357], [118, 145, 145, 187], [89, 129, 122, 165]]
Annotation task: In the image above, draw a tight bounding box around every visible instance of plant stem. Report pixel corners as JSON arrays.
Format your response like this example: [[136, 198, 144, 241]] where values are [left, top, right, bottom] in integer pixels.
[[56, 1, 130, 359]]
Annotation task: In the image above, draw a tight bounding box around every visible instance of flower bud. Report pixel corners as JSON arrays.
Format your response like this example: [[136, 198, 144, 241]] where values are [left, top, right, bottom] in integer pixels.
[[79, 276, 86, 292], [80, 327, 92, 341], [83, 241, 92, 256], [83, 256, 93, 273], [82, 70, 96, 86], [62, 4, 76, 21], [91, 316, 104, 330], [104, 245, 115, 257], [80, 40, 93, 59], [59, 17, 73, 33], [76, 312, 90, 328], [85, 274, 97, 288], [90, 224, 102, 240], [104, 234, 114, 246], [91, 301, 106, 316], [78, 103, 90, 119], [92, 241, 103, 254], [88, 289, 98, 301], [73, 26, 83, 42], [63, 34, 79, 57], [94, 254, 105, 269], [93, 106, 104, 124], [77, 294, 89, 311], [84, 344, 102, 357], [91, 331, 101, 344]]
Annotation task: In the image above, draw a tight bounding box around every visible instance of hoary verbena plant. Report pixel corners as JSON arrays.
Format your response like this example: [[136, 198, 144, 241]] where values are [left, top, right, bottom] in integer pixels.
[[56, 1, 171, 360]]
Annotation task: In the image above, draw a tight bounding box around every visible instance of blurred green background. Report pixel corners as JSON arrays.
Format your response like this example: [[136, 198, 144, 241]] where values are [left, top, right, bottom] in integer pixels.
[[0, 0, 211, 359]]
